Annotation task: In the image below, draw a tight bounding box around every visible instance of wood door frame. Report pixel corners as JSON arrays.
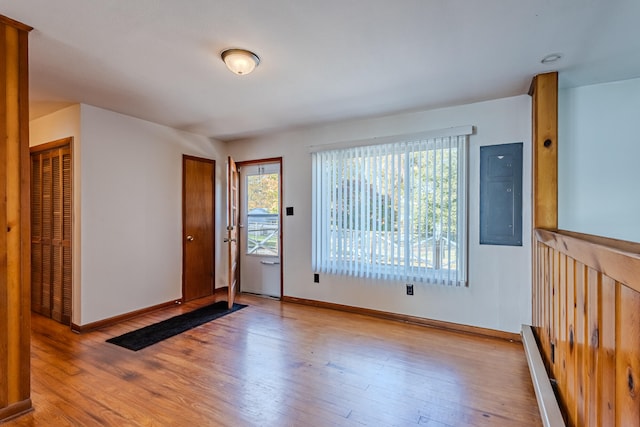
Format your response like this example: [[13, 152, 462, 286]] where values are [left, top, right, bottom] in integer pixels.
[[29, 136, 73, 153], [236, 157, 284, 298], [181, 155, 216, 301], [30, 136, 74, 326]]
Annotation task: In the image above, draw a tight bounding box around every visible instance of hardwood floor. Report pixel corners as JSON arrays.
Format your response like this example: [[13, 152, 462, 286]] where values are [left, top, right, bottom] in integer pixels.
[[4, 294, 541, 426]]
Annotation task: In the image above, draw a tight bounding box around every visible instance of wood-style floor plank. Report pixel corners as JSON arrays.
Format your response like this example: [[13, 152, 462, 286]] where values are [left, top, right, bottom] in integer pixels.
[[4, 294, 541, 426]]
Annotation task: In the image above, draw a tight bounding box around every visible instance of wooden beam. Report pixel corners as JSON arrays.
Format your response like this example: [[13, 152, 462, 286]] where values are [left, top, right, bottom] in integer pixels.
[[530, 72, 558, 332], [0, 15, 32, 422], [530, 72, 558, 230]]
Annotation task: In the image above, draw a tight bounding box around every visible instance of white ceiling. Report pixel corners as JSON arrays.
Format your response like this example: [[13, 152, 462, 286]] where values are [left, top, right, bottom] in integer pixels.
[[1, 0, 640, 141]]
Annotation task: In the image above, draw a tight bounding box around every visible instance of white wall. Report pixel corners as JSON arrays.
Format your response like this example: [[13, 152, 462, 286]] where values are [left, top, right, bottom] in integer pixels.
[[229, 95, 532, 333], [559, 77, 640, 243], [30, 104, 81, 145], [31, 104, 228, 325]]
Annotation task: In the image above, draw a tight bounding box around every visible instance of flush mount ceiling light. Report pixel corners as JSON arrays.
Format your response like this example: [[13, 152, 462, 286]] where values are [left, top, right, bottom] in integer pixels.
[[221, 48, 260, 75], [541, 53, 563, 64]]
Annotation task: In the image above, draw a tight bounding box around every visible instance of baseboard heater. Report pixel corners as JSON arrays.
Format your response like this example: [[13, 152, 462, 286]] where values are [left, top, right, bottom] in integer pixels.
[[521, 325, 565, 427]]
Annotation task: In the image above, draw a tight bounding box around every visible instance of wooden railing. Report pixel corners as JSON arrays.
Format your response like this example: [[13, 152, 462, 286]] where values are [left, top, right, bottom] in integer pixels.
[[533, 229, 640, 426]]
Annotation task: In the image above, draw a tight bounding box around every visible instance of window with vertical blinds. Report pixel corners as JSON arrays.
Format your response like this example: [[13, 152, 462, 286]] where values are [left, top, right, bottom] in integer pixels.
[[311, 127, 470, 286]]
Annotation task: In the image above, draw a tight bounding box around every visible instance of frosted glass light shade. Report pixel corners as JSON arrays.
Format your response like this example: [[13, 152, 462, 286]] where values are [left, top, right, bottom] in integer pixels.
[[221, 49, 260, 75]]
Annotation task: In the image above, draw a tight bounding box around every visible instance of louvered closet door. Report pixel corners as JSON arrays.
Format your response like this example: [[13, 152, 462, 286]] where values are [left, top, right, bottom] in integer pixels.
[[31, 142, 72, 325]]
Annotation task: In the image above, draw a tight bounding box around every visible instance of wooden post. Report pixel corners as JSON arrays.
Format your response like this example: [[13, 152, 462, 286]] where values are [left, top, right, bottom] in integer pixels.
[[529, 72, 558, 332], [530, 72, 558, 230], [0, 14, 32, 422]]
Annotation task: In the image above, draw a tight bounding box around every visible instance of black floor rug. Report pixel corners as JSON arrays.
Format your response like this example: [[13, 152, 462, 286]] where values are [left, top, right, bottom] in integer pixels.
[[106, 301, 247, 351]]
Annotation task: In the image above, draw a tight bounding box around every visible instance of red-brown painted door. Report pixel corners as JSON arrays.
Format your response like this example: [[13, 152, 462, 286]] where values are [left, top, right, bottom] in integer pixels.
[[182, 155, 215, 301]]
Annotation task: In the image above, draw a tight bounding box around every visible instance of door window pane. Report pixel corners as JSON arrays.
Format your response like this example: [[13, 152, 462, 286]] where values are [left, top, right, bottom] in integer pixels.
[[246, 172, 279, 256]]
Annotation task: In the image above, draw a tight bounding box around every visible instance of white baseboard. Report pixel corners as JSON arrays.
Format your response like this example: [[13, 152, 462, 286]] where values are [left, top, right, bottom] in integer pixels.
[[521, 325, 566, 427]]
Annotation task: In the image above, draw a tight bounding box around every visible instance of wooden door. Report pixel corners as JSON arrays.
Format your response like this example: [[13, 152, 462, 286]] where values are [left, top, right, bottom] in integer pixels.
[[227, 156, 240, 309], [182, 155, 215, 302], [31, 138, 73, 325]]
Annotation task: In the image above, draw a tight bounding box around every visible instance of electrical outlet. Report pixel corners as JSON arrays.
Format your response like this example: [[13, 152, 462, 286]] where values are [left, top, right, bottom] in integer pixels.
[[406, 284, 414, 295], [314, 273, 320, 283]]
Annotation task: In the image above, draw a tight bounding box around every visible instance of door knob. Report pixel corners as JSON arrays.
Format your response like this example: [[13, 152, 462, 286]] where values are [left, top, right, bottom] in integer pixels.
[[186, 235, 194, 242], [223, 238, 236, 243]]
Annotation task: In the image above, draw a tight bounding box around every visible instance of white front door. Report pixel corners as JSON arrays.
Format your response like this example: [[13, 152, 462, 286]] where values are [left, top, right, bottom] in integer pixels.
[[239, 161, 281, 298]]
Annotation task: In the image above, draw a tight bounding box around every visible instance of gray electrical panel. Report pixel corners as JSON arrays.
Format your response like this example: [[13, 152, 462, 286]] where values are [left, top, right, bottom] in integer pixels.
[[480, 143, 523, 246]]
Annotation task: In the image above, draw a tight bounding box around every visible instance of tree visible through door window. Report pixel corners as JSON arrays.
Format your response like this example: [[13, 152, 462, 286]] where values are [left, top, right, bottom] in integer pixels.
[[246, 170, 279, 256]]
